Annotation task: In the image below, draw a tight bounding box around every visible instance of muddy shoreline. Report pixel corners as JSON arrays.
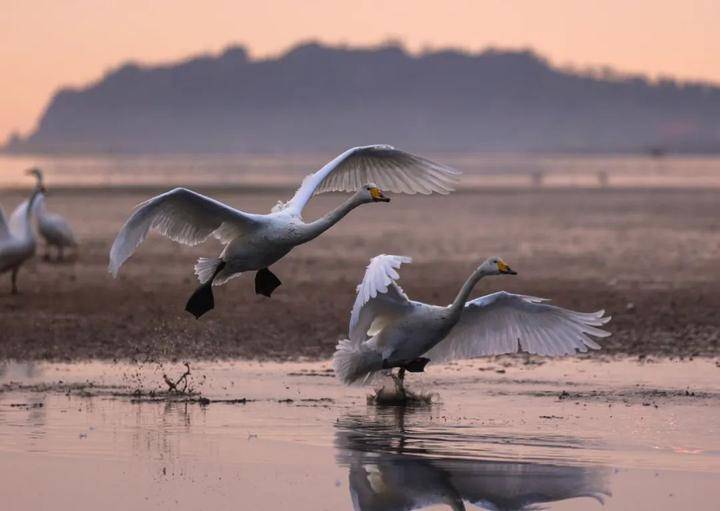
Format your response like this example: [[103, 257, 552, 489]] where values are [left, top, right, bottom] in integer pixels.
[[1, 186, 720, 361]]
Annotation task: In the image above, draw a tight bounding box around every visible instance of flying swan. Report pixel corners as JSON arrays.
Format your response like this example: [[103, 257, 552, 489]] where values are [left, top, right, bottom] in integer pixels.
[[0, 177, 44, 293], [333, 254, 611, 389], [108, 145, 460, 318], [27, 168, 77, 261]]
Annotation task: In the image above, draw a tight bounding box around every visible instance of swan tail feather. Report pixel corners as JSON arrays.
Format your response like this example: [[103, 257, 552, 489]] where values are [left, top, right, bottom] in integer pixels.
[[194, 257, 222, 284], [332, 339, 383, 386]]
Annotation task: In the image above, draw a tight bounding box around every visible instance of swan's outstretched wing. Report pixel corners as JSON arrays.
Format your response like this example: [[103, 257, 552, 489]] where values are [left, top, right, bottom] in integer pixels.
[[427, 292, 611, 362], [109, 188, 262, 276], [448, 460, 611, 510], [278, 145, 460, 215], [350, 254, 414, 345]]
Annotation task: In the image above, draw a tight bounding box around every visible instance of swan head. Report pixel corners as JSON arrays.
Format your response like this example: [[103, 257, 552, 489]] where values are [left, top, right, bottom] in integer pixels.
[[479, 256, 517, 276], [360, 183, 390, 203], [25, 168, 47, 194], [25, 167, 45, 187]]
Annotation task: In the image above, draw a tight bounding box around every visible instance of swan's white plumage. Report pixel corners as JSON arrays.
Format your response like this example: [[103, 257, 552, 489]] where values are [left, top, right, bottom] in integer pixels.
[[335, 254, 611, 385], [108, 187, 261, 276], [108, 147, 458, 305], [9, 199, 31, 238], [349, 254, 413, 345], [194, 257, 222, 284], [0, 205, 9, 240], [33, 194, 76, 248], [426, 291, 611, 362], [281, 145, 461, 215], [0, 190, 40, 289]]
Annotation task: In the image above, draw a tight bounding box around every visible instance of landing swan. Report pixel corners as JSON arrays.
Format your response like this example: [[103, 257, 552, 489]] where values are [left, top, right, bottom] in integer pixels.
[[27, 168, 77, 261], [108, 145, 459, 318], [333, 254, 611, 388], [0, 181, 44, 293]]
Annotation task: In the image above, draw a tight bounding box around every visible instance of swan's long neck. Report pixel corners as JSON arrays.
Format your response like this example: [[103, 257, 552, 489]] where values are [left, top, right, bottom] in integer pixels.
[[298, 194, 365, 242], [20, 189, 41, 240], [447, 267, 486, 320]]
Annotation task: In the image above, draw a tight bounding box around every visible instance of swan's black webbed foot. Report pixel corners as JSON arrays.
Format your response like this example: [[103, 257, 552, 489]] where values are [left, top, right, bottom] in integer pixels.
[[255, 268, 282, 297], [185, 282, 215, 319], [404, 357, 430, 373], [380, 357, 430, 372], [185, 261, 225, 319], [10, 269, 18, 295]]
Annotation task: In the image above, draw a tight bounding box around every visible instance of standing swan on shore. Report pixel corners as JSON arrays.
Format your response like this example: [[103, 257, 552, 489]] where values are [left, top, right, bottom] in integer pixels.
[[333, 255, 611, 389], [108, 145, 460, 318], [26, 168, 77, 261], [0, 180, 44, 294]]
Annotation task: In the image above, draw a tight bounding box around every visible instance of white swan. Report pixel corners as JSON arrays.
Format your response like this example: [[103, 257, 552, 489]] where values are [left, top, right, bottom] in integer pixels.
[[0, 182, 44, 293], [333, 254, 611, 388], [27, 168, 77, 261], [109, 145, 460, 318]]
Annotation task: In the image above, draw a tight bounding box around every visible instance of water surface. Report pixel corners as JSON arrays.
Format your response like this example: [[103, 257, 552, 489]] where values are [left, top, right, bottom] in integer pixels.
[[0, 358, 717, 510], [2, 153, 720, 189]]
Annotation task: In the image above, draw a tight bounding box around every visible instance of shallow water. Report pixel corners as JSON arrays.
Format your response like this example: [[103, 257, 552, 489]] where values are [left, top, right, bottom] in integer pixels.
[[2, 153, 720, 189], [0, 358, 718, 510]]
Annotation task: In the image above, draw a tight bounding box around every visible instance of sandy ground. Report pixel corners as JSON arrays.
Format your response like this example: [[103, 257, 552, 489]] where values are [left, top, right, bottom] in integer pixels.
[[1, 185, 720, 360]]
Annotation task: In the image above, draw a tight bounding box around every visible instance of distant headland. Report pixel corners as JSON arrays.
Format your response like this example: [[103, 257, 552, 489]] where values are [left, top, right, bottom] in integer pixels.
[[5, 42, 720, 155]]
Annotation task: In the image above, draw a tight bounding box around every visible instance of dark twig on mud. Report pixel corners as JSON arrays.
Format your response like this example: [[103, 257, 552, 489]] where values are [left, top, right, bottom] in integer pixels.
[[163, 362, 191, 394]]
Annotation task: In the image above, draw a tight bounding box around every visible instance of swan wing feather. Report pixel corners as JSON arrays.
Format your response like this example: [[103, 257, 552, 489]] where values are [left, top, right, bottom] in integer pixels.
[[281, 145, 460, 215], [349, 254, 414, 345], [108, 187, 261, 276], [427, 291, 611, 362]]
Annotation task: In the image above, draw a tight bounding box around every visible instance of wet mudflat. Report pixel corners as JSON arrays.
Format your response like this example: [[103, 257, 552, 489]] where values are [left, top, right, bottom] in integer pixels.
[[0, 358, 718, 510], [2, 186, 720, 360]]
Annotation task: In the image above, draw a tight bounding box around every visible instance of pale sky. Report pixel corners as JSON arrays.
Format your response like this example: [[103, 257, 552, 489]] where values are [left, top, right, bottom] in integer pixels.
[[1, 0, 719, 142]]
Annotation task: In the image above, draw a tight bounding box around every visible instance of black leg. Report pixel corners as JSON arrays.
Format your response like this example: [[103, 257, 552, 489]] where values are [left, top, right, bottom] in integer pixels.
[[382, 357, 430, 373], [255, 268, 282, 297], [404, 357, 430, 373], [10, 268, 18, 295], [397, 367, 406, 393]]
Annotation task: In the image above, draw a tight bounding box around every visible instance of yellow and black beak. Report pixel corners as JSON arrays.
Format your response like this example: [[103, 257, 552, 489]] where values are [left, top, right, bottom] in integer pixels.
[[370, 187, 390, 203], [497, 260, 517, 275]]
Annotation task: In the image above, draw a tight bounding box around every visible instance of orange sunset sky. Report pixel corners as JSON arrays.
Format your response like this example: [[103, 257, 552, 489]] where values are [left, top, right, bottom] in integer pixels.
[[1, 0, 719, 142]]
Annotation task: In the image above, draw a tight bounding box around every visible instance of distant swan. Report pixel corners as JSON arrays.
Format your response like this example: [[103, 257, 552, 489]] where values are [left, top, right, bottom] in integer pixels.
[[27, 168, 77, 261], [0, 178, 44, 293], [333, 254, 611, 389], [109, 145, 460, 318]]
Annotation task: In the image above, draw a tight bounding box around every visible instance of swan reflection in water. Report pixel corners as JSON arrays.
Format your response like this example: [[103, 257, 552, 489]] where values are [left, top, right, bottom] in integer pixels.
[[335, 408, 610, 511]]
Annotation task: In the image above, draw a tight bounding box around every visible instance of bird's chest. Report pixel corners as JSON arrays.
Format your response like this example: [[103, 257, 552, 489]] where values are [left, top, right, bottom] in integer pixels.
[[233, 222, 297, 263]]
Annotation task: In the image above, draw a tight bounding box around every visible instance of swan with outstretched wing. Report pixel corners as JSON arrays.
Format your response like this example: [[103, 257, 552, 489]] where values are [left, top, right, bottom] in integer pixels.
[[333, 254, 610, 388], [108, 145, 460, 318]]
